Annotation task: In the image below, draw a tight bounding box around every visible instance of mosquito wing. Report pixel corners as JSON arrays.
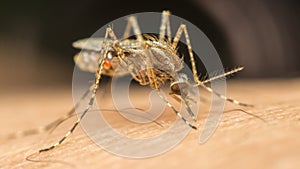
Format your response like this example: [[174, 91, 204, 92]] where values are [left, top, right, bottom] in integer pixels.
[[72, 37, 107, 51], [74, 51, 101, 73]]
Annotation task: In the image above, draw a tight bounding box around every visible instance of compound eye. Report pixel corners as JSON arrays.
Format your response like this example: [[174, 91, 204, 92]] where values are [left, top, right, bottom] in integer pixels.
[[104, 51, 114, 69], [107, 51, 113, 60]]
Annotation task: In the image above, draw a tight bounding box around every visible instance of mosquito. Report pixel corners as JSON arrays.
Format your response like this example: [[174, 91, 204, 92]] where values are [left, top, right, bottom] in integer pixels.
[[28, 11, 253, 156]]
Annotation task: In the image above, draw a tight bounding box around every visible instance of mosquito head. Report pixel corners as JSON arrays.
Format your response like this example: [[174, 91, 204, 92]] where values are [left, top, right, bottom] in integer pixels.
[[170, 73, 189, 95], [103, 51, 115, 70], [170, 83, 180, 95], [101, 49, 130, 77]]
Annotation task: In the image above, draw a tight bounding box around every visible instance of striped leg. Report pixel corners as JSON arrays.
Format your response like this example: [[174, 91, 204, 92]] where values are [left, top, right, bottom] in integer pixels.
[[172, 24, 253, 107], [144, 46, 197, 129], [159, 10, 172, 42], [123, 15, 143, 41], [157, 90, 197, 129], [7, 86, 93, 140], [201, 67, 244, 84], [37, 28, 119, 154], [169, 92, 197, 121]]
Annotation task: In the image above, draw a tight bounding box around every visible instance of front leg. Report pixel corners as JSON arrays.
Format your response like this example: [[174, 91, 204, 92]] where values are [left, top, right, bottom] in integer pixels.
[[34, 27, 119, 154]]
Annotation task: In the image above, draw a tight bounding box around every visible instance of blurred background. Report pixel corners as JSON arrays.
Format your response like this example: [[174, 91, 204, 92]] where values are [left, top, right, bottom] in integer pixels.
[[0, 0, 299, 89]]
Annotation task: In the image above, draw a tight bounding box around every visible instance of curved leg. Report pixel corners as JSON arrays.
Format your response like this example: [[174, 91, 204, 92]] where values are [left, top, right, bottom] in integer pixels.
[[172, 24, 253, 107], [37, 27, 119, 153], [159, 10, 172, 42], [144, 46, 197, 129], [169, 92, 197, 121], [157, 89, 197, 129], [123, 16, 143, 41]]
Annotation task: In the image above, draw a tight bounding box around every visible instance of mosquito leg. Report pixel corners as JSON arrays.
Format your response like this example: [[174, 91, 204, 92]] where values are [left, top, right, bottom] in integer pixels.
[[172, 24, 253, 107], [156, 89, 197, 129], [7, 111, 75, 140], [38, 52, 106, 153], [6, 86, 93, 140], [37, 27, 119, 153], [201, 67, 244, 84], [169, 93, 197, 121], [123, 16, 143, 41], [159, 10, 172, 42], [48, 86, 93, 134], [143, 46, 196, 129]]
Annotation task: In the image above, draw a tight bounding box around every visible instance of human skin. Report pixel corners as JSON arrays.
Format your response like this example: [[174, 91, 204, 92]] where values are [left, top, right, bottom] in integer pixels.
[[0, 79, 300, 169]]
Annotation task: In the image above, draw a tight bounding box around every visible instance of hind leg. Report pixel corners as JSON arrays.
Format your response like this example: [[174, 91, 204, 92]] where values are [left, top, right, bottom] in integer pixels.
[[172, 24, 253, 107]]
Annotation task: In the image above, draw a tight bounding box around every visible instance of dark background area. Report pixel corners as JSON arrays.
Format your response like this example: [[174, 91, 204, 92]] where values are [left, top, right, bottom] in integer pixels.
[[0, 0, 299, 89]]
